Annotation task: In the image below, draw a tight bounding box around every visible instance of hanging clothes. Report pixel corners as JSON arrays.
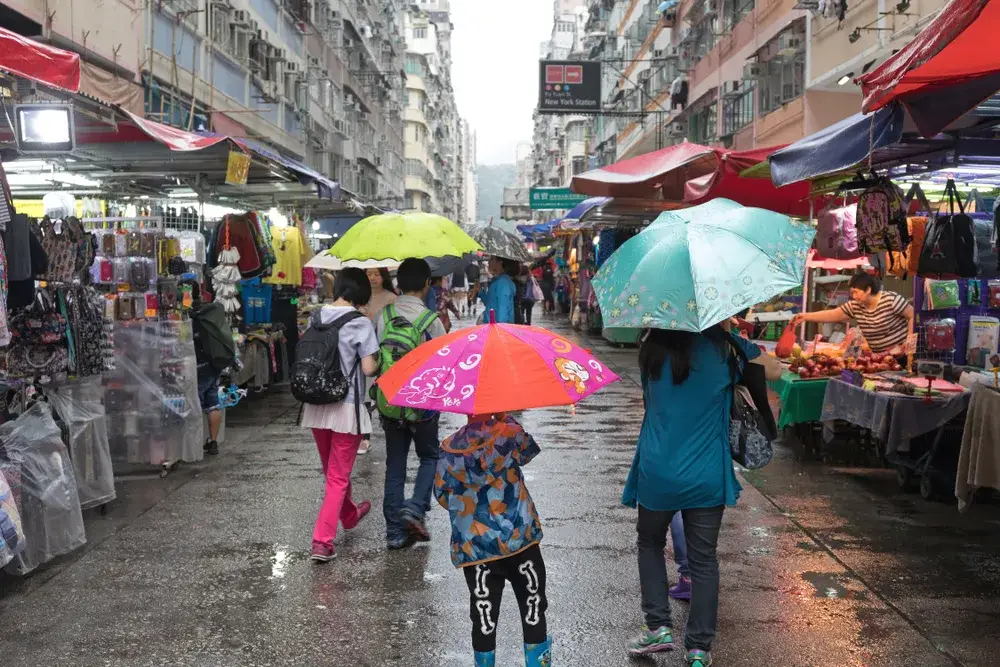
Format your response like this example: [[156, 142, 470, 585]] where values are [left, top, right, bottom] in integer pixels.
[[241, 278, 273, 325], [263, 225, 309, 286]]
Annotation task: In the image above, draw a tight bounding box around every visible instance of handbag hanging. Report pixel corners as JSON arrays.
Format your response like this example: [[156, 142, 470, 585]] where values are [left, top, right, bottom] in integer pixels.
[[918, 179, 978, 278], [726, 340, 777, 470]]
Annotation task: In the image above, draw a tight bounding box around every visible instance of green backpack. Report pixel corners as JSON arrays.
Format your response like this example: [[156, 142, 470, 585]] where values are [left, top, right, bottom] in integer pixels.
[[372, 304, 439, 421]]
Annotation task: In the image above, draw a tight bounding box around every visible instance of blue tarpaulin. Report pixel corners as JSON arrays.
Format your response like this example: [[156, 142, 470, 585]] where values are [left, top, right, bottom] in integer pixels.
[[769, 104, 905, 187], [517, 196, 611, 239]]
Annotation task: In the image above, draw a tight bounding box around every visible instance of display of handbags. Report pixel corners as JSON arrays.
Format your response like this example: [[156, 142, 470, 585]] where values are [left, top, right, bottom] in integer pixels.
[[918, 180, 978, 278]]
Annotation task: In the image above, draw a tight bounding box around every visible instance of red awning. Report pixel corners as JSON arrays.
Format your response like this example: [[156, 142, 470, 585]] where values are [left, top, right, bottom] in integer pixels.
[[0, 26, 80, 93], [857, 0, 1000, 137], [683, 145, 815, 217], [571, 142, 718, 199], [122, 110, 229, 152]]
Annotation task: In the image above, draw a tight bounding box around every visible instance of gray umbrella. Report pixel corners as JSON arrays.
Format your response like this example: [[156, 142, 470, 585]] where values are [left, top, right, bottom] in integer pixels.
[[465, 223, 533, 263]]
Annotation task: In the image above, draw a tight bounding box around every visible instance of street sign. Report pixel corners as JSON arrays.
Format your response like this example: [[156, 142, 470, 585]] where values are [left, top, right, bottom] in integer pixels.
[[538, 60, 601, 114], [529, 187, 587, 210]]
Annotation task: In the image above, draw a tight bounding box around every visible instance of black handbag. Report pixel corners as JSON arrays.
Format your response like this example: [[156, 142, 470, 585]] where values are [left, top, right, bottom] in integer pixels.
[[726, 338, 777, 470], [918, 179, 978, 278]]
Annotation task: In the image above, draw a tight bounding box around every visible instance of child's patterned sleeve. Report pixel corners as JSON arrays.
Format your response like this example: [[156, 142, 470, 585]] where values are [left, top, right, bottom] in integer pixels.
[[511, 428, 541, 466], [433, 459, 451, 509]]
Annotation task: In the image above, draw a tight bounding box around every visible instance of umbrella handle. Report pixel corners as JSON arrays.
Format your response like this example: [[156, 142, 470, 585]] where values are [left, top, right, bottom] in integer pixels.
[[489, 309, 496, 324]]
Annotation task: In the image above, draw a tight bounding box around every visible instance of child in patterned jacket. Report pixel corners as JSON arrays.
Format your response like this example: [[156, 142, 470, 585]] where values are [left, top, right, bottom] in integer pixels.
[[434, 412, 551, 667]]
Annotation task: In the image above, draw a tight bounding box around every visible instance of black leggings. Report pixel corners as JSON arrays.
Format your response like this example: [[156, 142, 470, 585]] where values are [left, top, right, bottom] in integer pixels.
[[521, 301, 534, 326], [462, 545, 548, 652]]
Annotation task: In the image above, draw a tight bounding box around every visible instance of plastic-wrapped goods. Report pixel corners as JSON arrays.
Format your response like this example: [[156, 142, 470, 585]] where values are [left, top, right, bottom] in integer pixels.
[[925, 318, 957, 352], [924, 279, 961, 310], [47, 376, 116, 510], [0, 468, 26, 569], [0, 402, 86, 575], [103, 320, 204, 468]]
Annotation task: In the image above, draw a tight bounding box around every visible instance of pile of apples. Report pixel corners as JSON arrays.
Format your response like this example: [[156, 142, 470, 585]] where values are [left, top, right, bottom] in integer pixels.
[[788, 354, 844, 379], [843, 352, 903, 374], [788, 352, 902, 379]]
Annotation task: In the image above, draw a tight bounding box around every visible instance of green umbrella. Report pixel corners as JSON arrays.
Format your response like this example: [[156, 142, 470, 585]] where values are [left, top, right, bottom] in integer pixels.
[[594, 204, 815, 331], [325, 211, 482, 261]]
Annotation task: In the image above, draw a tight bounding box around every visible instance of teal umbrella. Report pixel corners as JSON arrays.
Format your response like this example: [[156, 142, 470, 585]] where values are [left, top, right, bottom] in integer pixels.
[[593, 204, 815, 332], [646, 198, 742, 230]]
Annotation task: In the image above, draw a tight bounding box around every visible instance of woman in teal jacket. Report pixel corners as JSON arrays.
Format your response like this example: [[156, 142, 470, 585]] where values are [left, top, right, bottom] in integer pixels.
[[625, 323, 781, 667], [477, 256, 517, 324]]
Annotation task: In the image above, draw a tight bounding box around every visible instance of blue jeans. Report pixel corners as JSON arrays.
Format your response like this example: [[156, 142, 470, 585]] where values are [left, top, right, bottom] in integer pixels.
[[670, 512, 690, 578], [381, 416, 440, 542]]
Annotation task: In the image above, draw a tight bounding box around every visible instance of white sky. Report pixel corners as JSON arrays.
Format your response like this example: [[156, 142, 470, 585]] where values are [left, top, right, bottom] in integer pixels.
[[450, 0, 554, 166]]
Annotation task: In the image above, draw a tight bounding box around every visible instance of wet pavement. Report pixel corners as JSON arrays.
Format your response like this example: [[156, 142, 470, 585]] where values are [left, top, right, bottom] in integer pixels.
[[1, 313, 998, 666]]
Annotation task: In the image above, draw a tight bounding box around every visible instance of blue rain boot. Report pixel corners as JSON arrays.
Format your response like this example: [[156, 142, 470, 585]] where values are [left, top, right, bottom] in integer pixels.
[[474, 650, 495, 667], [524, 636, 552, 667]]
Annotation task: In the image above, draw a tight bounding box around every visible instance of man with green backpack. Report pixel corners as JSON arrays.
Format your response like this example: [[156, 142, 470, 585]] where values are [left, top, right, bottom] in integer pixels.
[[373, 258, 447, 550]]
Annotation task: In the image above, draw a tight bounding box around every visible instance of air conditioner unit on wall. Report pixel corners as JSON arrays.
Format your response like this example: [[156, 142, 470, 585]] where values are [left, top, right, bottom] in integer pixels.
[[667, 121, 686, 136], [722, 80, 741, 97], [744, 62, 763, 79], [334, 118, 351, 138]]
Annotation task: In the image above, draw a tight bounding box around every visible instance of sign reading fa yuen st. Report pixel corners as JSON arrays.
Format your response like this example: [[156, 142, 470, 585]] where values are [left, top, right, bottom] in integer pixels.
[[529, 187, 588, 210], [538, 60, 601, 114]]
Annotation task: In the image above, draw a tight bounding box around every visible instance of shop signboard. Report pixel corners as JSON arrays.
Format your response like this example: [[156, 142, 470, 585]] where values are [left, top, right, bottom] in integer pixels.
[[529, 187, 588, 210], [538, 60, 601, 114]]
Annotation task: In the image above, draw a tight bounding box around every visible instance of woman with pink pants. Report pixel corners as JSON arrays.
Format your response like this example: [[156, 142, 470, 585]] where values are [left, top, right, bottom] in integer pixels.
[[299, 268, 381, 562]]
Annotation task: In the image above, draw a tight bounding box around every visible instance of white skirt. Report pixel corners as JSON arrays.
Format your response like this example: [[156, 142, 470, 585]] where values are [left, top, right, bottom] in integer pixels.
[[300, 399, 372, 435]]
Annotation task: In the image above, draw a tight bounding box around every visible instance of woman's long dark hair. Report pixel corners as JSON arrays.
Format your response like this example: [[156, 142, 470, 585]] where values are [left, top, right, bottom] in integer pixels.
[[378, 267, 395, 293], [639, 325, 731, 385]]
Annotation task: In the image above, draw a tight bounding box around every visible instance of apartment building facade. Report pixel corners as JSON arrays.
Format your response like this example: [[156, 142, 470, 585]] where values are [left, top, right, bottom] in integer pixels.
[[403, 0, 466, 221], [530, 0, 949, 191], [0, 0, 409, 208]]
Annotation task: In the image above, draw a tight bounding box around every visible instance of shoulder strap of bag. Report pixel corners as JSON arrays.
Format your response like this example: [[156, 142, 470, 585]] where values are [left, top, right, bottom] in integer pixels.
[[382, 303, 397, 326], [413, 309, 439, 335], [330, 310, 364, 330], [904, 183, 932, 214]]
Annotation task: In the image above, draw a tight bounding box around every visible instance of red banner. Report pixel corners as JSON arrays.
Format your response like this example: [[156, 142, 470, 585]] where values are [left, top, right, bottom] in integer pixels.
[[0, 27, 80, 92]]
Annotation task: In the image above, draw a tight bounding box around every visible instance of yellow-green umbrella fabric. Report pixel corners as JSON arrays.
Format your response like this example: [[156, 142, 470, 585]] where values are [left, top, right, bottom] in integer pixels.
[[325, 211, 482, 261]]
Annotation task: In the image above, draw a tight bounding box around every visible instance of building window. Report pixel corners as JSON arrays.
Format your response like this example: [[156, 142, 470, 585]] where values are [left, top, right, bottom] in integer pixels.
[[692, 19, 714, 62], [758, 55, 804, 116], [413, 26, 427, 39], [404, 54, 425, 77], [722, 0, 755, 31], [572, 156, 587, 175], [721, 83, 754, 136], [567, 123, 587, 142], [689, 101, 718, 144]]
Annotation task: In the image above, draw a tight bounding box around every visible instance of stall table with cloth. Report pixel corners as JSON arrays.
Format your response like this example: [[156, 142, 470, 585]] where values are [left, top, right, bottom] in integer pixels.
[[767, 373, 830, 454], [821, 378, 970, 499]]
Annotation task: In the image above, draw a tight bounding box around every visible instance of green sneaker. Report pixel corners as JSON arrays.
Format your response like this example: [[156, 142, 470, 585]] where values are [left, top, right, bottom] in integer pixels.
[[627, 625, 674, 656], [687, 649, 713, 666]]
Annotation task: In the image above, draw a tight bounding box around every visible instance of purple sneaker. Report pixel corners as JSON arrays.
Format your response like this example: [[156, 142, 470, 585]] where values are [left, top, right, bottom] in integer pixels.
[[669, 576, 692, 601]]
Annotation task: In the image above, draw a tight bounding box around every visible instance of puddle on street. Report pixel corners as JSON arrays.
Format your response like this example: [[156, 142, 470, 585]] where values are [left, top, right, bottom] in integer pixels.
[[801, 571, 849, 598]]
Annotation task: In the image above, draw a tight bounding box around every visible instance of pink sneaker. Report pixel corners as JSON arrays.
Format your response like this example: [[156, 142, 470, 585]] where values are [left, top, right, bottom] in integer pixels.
[[310, 543, 336, 562], [670, 576, 692, 601]]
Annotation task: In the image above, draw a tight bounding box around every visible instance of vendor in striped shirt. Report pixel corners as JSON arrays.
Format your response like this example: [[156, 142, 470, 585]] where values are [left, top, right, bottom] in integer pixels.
[[791, 272, 914, 355]]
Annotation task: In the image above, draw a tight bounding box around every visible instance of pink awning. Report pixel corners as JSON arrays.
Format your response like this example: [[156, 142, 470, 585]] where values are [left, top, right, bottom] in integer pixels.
[[683, 145, 816, 217], [571, 142, 718, 199], [807, 249, 870, 271], [857, 0, 1000, 137], [122, 110, 229, 152], [0, 27, 80, 93]]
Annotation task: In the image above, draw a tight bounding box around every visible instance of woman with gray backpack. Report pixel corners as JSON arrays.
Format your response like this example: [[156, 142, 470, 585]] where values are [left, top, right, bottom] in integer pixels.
[[292, 268, 381, 562]]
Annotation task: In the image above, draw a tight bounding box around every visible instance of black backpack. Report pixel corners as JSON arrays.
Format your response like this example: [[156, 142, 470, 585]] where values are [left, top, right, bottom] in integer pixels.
[[918, 179, 978, 278], [192, 302, 237, 372], [291, 310, 364, 405]]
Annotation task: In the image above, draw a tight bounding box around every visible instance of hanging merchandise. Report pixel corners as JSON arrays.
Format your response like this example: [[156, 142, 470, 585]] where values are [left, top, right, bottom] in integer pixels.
[[918, 180, 978, 278], [0, 401, 86, 575], [923, 279, 961, 310], [4, 214, 33, 282], [888, 216, 927, 278], [816, 202, 860, 260], [856, 177, 909, 270], [34, 217, 85, 284], [0, 468, 25, 569], [211, 221, 242, 316], [966, 316, 1000, 369], [263, 224, 309, 286], [989, 280, 1000, 309], [241, 278, 273, 325], [925, 318, 957, 352]]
